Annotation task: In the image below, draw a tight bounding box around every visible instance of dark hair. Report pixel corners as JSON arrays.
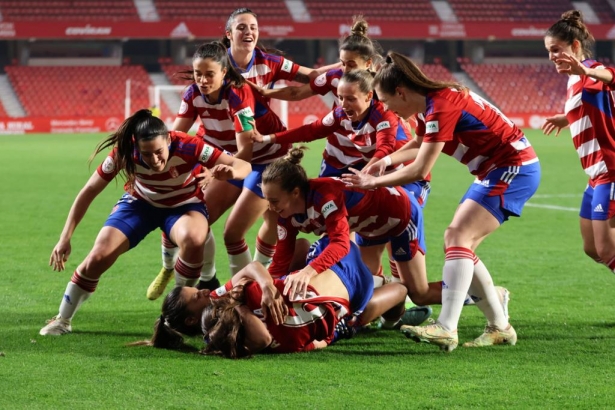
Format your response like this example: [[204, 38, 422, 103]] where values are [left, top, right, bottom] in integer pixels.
[[222, 8, 258, 48], [201, 290, 252, 359], [545, 10, 594, 59], [374, 51, 466, 96], [148, 287, 202, 350], [339, 16, 381, 66], [91, 109, 167, 186], [178, 41, 245, 87], [262, 146, 310, 196], [340, 69, 374, 94]]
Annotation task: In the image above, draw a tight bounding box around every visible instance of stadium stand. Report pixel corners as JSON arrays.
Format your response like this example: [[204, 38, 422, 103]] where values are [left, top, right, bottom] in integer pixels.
[[448, 0, 575, 22], [0, 0, 139, 21], [5, 65, 151, 116], [585, 0, 615, 23], [460, 62, 567, 114], [153, 0, 292, 21], [304, 0, 439, 21]]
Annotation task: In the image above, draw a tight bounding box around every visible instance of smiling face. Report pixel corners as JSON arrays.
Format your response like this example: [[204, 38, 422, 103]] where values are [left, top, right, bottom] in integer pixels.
[[137, 134, 170, 172], [193, 57, 226, 100], [262, 181, 303, 218], [338, 80, 372, 122], [226, 12, 258, 55], [544, 35, 581, 74], [339, 49, 371, 74]]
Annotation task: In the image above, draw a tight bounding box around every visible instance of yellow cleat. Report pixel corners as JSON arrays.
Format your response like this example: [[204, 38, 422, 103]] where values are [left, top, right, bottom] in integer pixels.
[[462, 324, 517, 348], [147, 267, 174, 300], [401, 323, 458, 352]]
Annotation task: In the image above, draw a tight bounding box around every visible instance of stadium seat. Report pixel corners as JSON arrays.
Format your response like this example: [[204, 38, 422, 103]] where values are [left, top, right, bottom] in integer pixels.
[[0, 0, 139, 21]]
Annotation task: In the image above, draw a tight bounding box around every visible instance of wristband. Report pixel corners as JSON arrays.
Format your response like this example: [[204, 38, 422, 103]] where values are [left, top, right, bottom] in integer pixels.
[[262, 134, 272, 144], [383, 156, 392, 166]]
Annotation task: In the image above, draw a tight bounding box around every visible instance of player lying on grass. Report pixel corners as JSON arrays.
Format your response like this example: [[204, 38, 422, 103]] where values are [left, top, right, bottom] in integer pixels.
[[146, 236, 409, 356], [40, 109, 250, 336], [342, 51, 539, 352]]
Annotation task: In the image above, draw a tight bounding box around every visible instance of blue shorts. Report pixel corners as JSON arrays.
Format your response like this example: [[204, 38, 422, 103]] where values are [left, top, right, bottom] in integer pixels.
[[104, 193, 208, 249], [227, 163, 267, 198], [461, 161, 541, 224], [580, 182, 615, 220], [319, 160, 365, 177], [355, 191, 426, 261], [305, 236, 374, 315], [402, 180, 431, 208]]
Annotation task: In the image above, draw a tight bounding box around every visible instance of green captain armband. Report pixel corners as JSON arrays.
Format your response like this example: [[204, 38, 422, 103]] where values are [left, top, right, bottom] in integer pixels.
[[235, 107, 255, 132]]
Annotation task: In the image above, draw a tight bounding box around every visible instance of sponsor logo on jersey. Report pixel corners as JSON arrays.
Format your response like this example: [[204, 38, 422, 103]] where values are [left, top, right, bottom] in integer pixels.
[[199, 145, 215, 163], [202, 110, 210, 117], [322, 112, 335, 127], [178, 100, 189, 115], [425, 121, 439, 133], [376, 121, 390, 132], [102, 156, 115, 174], [281, 58, 293, 73], [314, 73, 327, 87], [235, 107, 254, 118], [594, 203, 604, 212], [214, 286, 228, 297], [394, 247, 407, 256], [321, 200, 338, 218], [277, 225, 287, 240]]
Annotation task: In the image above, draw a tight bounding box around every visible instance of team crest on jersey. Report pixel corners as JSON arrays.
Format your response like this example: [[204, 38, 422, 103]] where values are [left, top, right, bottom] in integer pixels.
[[277, 225, 287, 240], [376, 121, 390, 132], [169, 166, 179, 178], [425, 121, 439, 134], [314, 73, 327, 87], [321, 200, 338, 218], [178, 100, 189, 115], [322, 112, 335, 127], [331, 78, 339, 88], [200, 145, 215, 163], [102, 156, 115, 174], [281, 58, 293, 73]]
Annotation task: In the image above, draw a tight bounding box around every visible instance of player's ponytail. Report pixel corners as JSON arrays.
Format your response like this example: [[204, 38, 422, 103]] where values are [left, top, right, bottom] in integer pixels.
[[545, 10, 594, 59], [339, 16, 382, 70], [262, 146, 310, 196], [91, 109, 167, 185], [374, 51, 465, 97]]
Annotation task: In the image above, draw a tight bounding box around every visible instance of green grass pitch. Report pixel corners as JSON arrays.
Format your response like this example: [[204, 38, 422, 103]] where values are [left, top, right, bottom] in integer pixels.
[[1, 130, 614, 409]]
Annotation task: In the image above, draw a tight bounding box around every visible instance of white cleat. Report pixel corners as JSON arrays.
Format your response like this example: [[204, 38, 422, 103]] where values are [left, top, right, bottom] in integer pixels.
[[39, 316, 72, 336], [462, 324, 517, 348]]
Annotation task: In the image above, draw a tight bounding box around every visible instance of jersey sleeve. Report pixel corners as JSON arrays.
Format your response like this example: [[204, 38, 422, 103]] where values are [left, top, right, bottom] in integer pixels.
[[196, 141, 223, 168], [274, 56, 301, 82], [371, 111, 399, 159], [274, 110, 339, 144], [176, 86, 198, 120], [309, 69, 338, 96], [229, 86, 256, 133], [96, 148, 120, 182], [268, 219, 299, 278], [421, 98, 460, 143]]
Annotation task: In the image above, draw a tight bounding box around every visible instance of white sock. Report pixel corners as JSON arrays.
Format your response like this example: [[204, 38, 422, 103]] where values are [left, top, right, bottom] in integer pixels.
[[59, 282, 92, 321], [161, 235, 178, 270], [200, 230, 216, 282], [469, 258, 508, 329], [229, 249, 252, 276], [437, 251, 475, 332]]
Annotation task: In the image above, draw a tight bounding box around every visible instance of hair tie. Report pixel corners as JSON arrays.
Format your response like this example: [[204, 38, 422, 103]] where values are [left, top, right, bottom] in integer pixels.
[[385, 55, 393, 64]]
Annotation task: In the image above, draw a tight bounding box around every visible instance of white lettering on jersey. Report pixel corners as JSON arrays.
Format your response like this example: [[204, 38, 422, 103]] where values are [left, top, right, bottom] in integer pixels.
[[314, 73, 327, 87], [425, 121, 439, 134], [469, 91, 514, 127], [102, 156, 115, 174], [235, 107, 254, 118], [321, 200, 338, 218], [199, 145, 215, 163], [322, 112, 335, 127], [281, 58, 293, 73], [178, 100, 189, 115], [277, 225, 287, 240], [376, 121, 391, 132]]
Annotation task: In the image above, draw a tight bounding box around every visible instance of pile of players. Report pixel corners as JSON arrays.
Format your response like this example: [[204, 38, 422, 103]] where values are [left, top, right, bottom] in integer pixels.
[[41, 9, 615, 356]]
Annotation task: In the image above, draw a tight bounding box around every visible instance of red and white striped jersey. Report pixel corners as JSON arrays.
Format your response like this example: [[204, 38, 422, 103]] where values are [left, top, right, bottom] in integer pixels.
[[269, 177, 410, 276], [564, 59, 615, 186], [414, 88, 538, 179], [274, 100, 409, 169], [229, 47, 300, 89], [177, 83, 289, 164], [310, 67, 343, 107], [96, 131, 221, 208]]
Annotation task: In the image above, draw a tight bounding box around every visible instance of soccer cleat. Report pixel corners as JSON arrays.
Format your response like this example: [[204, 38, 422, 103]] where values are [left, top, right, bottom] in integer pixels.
[[497, 286, 511, 320], [39, 316, 72, 336], [399, 305, 432, 327], [147, 267, 174, 300], [331, 317, 357, 343], [400, 323, 458, 352], [462, 324, 517, 348], [196, 275, 221, 291]]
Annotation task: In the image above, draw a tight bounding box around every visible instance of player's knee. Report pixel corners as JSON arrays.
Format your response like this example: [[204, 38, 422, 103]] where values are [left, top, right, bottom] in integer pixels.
[[407, 290, 430, 307], [178, 229, 207, 251]]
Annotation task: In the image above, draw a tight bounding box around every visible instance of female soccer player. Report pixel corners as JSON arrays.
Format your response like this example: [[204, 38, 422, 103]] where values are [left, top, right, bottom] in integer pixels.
[[148, 237, 408, 356], [40, 109, 251, 336], [343, 52, 541, 352], [542, 10, 615, 274], [148, 41, 293, 301]]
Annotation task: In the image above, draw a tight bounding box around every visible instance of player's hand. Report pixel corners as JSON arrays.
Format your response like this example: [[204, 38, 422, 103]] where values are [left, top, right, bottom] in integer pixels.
[[247, 120, 272, 144], [362, 159, 387, 177], [554, 52, 587, 76], [196, 167, 214, 190], [541, 114, 569, 137], [246, 80, 269, 96], [283, 265, 317, 300], [49, 239, 71, 272], [210, 164, 235, 180], [312, 340, 328, 349], [341, 167, 378, 190], [260, 283, 288, 326]]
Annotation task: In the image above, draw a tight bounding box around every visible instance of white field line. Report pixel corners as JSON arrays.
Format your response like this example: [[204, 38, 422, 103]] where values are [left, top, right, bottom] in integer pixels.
[[531, 194, 581, 198], [525, 203, 578, 212]]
